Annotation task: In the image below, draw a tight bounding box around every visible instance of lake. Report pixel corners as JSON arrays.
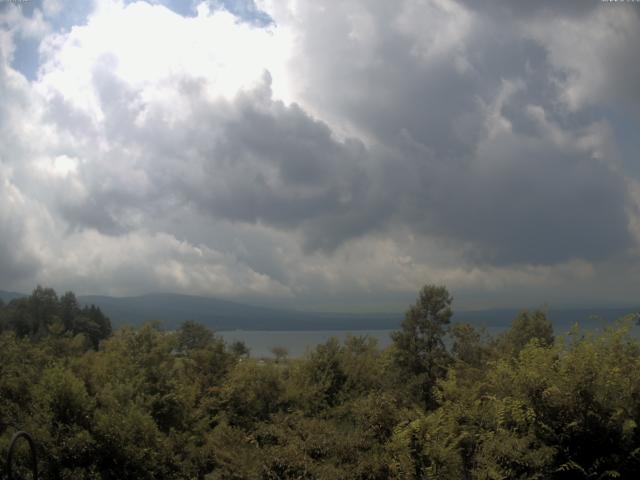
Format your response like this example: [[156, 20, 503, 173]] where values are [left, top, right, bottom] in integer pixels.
[[218, 329, 395, 358], [218, 315, 639, 358]]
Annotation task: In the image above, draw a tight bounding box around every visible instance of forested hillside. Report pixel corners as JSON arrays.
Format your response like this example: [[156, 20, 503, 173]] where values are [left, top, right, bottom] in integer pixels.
[[1, 286, 640, 479]]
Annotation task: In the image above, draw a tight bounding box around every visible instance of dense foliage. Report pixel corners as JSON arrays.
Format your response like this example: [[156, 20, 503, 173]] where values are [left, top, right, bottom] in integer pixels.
[[0, 287, 111, 349], [1, 285, 640, 479]]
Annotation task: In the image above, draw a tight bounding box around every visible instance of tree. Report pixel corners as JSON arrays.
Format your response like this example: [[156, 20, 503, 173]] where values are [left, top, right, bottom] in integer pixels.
[[0, 288, 111, 350], [5, 298, 32, 338], [28, 286, 59, 338], [59, 291, 81, 332], [0, 299, 6, 333], [177, 320, 215, 352], [219, 361, 285, 429], [75, 305, 112, 349], [497, 309, 554, 356], [450, 323, 490, 368], [229, 340, 250, 358], [1, 286, 60, 339], [297, 337, 347, 410], [271, 346, 289, 363], [391, 284, 453, 409]]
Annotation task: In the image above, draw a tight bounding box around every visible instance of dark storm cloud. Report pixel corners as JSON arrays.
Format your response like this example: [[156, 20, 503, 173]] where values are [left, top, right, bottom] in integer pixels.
[[3, 0, 638, 301], [40, 0, 639, 266], [454, 0, 598, 18], [195, 84, 390, 250], [58, 198, 128, 236], [67, 54, 635, 265], [290, 1, 570, 156], [174, 83, 394, 251], [512, 1, 640, 118], [280, 0, 638, 265], [0, 216, 40, 285], [418, 137, 633, 265], [47, 66, 389, 251], [0, 249, 37, 286]]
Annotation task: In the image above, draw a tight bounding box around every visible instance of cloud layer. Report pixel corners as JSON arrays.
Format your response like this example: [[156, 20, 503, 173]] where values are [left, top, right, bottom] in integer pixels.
[[1, 0, 639, 309]]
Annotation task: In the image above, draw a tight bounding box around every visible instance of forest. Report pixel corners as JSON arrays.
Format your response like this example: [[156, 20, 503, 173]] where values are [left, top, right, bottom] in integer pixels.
[[1, 285, 640, 479]]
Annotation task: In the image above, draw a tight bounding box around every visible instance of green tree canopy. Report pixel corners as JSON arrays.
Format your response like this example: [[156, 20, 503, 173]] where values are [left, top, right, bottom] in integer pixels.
[[391, 284, 453, 409], [498, 309, 554, 356]]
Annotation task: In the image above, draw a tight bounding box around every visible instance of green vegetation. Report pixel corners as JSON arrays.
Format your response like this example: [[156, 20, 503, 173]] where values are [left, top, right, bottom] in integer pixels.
[[1, 285, 640, 479]]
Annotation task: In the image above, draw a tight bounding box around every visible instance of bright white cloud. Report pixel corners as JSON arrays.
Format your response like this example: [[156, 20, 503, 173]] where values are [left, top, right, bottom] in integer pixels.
[[38, 1, 293, 108]]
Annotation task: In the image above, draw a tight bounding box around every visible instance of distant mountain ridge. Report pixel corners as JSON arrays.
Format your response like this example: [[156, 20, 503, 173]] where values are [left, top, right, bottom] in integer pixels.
[[77, 293, 402, 330], [1, 290, 637, 332], [0, 290, 26, 303]]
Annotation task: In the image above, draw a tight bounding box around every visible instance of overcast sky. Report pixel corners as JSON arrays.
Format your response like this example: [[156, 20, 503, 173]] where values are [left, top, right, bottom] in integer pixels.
[[1, 0, 639, 311]]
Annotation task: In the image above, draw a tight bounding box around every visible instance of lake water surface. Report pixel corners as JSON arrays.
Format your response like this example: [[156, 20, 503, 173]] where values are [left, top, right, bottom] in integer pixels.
[[218, 316, 638, 358], [218, 329, 395, 358]]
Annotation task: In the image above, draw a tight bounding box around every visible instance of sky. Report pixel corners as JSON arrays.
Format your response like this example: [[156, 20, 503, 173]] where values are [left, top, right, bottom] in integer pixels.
[[0, 0, 639, 312]]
